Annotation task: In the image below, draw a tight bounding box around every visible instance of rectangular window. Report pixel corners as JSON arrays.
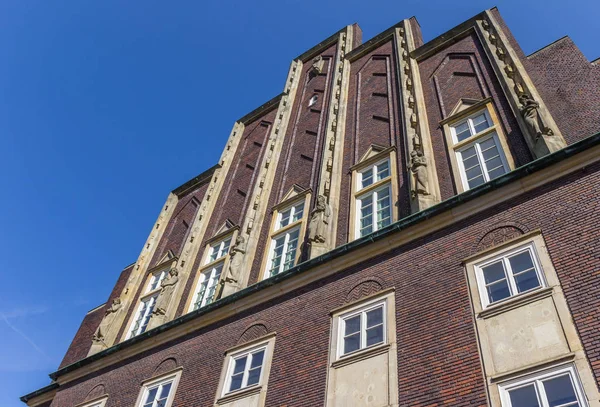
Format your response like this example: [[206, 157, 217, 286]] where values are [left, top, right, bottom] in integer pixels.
[[189, 235, 232, 312], [475, 244, 544, 308], [449, 109, 510, 191], [267, 226, 300, 277], [356, 184, 391, 237], [136, 371, 181, 407], [277, 202, 305, 230], [225, 347, 266, 393], [128, 268, 168, 338], [499, 365, 588, 407], [338, 301, 386, 358]]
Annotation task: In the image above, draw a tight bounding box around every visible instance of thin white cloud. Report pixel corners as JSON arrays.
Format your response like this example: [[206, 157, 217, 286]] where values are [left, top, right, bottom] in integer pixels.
[[0, 312, 52, 362], [1, 305, 48, 320]]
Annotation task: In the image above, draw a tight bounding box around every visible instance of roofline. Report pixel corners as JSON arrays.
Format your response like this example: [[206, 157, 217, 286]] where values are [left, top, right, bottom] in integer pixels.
[[171, 164, 220, 197], [294, 25, 349, 62], [41, 131, 600, 385], [527, 35, 570, 58], [237, 93, 283, 125], [20, 382, 58, 403]]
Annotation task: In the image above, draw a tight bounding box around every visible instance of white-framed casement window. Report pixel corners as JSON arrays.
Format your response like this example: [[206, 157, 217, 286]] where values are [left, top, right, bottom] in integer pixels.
[[135, 370, 182, 407], [448, 107, 511, 191], [189, 235, 232, 312], [263, 197, 309, 279], [498, 364, 588, 407], [128, 268, 169, 338], [475, 243, 545, 308], [355, 159, 392, 238], [215, 334, 276, 404], [337, 299, 386, 358]]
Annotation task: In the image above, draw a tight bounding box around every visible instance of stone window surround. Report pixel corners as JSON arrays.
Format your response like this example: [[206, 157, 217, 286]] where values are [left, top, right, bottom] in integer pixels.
[[214, 333, 276, 406], [335, 297, 387, 360], [473, 241, 546, 309], [260, 191, 311, 281], [133, 368, 183, 407], [464, 230, 600, 407], [183, 227, 239, 314], [348, 147, 399, 242], [497, 363, 589, 407], [441, 98, 515, 194]]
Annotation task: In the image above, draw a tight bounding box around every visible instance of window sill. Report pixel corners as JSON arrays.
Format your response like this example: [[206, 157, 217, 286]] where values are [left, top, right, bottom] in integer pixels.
[[332, 343, 390, 369], [478, 286, 554, 319], [217, 385, 262, 405]]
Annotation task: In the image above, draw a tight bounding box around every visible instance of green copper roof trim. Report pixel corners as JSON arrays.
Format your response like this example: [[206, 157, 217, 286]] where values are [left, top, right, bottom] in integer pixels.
[[26, 131, 600, 397]]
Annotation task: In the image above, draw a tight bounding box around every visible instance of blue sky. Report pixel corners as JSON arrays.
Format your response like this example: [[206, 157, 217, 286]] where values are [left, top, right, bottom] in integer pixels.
[[0, 0, 597, 405]]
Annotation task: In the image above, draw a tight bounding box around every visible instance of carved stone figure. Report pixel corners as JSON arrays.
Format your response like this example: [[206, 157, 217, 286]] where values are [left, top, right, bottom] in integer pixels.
[[410, 149, 429, 198], [519, 94, 553, 141], [308, 195, 331, 244], [152, 268, 179, 316], [311, 55, 324, 75], [225, 235, 247, 284], [92, 298, 122, 345]]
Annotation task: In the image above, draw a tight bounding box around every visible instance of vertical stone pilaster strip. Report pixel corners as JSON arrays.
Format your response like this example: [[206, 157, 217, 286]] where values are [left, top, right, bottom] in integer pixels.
[[310, 26, 354, 259], [231, 60, 304, 291], [395, 21, 441, 212], [88, 192, 178, 354], [476, 10, 566, 157], [144, 121, 246, 331]]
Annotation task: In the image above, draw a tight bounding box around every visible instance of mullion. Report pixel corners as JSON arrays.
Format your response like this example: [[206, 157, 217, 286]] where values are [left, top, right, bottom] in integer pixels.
[[536, 379, 551, 407], [474, 140, 492, 182], [503, 257, 520, 297]]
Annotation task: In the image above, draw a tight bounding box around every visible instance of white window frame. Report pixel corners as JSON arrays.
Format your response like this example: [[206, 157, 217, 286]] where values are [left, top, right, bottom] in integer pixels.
[[127, 268, 168, 339], [190, 263, 223, 311], [356, 158, 391, 191], [275, 201, 305, 230], [222, 343, 268, 396], [449, 109, 510, 191], [135, 370, 182, 407], [498, 364, 588, 407], [475, 243, 546, 309], [336, 298, 387, 360], [355, 183, 392, 239], [265, 224, 301, 278], [207, 236, 232, 263]]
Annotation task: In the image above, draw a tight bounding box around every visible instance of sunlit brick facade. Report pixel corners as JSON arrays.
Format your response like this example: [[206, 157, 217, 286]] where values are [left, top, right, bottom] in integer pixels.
[[22, 8, 600, 407]]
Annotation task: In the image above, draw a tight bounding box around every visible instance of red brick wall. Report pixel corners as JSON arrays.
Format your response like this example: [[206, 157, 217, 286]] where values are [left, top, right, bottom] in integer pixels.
[[59, 264, 134, 369], [247, 43, 339, 285], [49, 160, 600, 407], [337, 39, 409, 245]]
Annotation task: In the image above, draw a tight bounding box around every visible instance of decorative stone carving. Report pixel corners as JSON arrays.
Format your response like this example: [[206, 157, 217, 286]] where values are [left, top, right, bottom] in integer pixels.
[[311, 55, 324, 75], [152, 267, 179, 317], [91, 298, 122, 349], [308, 195, 331, 244], [222, 235, 247, 294], [410, 149, 429, 198], [519, 94, 553, 141]]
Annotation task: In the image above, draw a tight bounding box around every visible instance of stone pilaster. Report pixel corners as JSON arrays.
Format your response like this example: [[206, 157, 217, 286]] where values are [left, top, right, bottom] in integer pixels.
[[310, 26, 355, 259], [395, 21, 441, 213], [476, 10, 566, 158]]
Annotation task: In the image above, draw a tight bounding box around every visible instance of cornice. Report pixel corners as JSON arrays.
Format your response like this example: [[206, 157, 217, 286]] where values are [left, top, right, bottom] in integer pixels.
[[171, 164, 220, 197], [41, 131, 600, 389], [237, 94, 283, 125]]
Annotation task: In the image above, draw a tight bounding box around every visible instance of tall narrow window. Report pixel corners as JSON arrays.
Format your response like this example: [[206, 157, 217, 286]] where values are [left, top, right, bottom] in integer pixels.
[[189, 235, 232, 312], [262, 193, 310, 280], [355, 159, 392, 238], [445, 104, 513, 192], [128, 268, 169, 338]]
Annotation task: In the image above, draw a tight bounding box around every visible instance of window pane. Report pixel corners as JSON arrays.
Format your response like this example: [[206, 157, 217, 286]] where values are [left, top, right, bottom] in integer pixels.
[[344, 315, 361, 335], [366, 308, 383, 328], [145, 387, 158, 404], [543, 375, 579, 407], [359, 194, 374, 236], [292, 203, 305, 222], [366, 325, 384, 347], [251, 350, 265, 369], [233, 356, 247, 374], [279, 208, 292, 228], [282, 229, 300, 271], [247, 367, 262, 386], [509, 384, 540, 407], [509, 251, 535, 274], [361, 168, 374, 189], [487, 280, 511, 303], [468, 174, 485, 189], [455, 121, 472, 142], [463, 154, 480, 171], [514, 270, 540, 293], [482, 261, 506, 284], [376, 160, 390, 181], [344, 333, 360, 354], [376, 187, 391, 230], [158, 382, 172, 401], [472, 113, 490, 134], [229, 373, 243, 392]]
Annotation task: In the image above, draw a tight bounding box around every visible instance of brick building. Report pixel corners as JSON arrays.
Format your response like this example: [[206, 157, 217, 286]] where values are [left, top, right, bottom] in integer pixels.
[[21, 7, 600, 407]]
